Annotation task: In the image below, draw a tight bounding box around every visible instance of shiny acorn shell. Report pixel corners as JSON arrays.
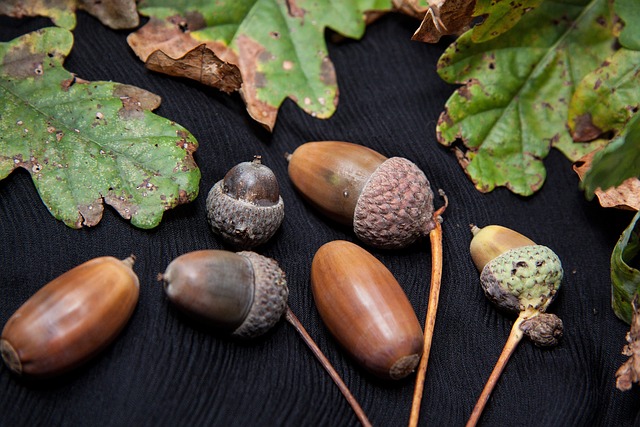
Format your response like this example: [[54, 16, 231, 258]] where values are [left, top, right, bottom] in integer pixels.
[[311, 240, 423, 380], [0, 256, 139, 378]]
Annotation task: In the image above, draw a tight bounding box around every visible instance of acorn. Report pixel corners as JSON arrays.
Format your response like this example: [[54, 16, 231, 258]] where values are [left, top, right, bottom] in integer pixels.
[[1, 256, 139, 378], [286, 141, 447, 423], [466, 225, 564, 427], [311, 240, 424, 380], [159, 249, 372, 426], [470, 224, 563, 320], [287, 141, 438, 249], [159, 249, 288, 338], [206, 156, 284, 249]]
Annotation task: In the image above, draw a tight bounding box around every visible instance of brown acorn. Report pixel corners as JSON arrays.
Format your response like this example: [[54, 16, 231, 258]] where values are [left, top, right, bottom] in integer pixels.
[[311, 240, 424, 380], [159, 249, 372, 426], [287, 141, 449, 425], [1, 256, 139, 378], [207, 156, 284, 249], [159, 249, 288, 339], [287, 141, 437, 249]]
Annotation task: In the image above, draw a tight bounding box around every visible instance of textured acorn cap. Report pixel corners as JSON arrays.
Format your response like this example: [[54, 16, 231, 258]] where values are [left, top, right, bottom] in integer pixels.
[[206, 180, 285, 249], [353, 157, 435, 249], [480, 245, 563, 314], [232, 251, 289, 338], [520, 313, 563, 347]]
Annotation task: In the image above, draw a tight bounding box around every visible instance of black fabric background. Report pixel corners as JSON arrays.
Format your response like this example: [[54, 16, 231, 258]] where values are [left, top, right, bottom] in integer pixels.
[[1, 11, 639, 427]]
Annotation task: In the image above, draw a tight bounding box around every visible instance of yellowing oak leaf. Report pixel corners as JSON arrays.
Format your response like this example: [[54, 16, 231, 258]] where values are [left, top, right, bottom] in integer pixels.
[[0, 27, 200, 229], [436, 0, 615, 196], [0, 0, 139, 30], [128, 0, 393, 131]]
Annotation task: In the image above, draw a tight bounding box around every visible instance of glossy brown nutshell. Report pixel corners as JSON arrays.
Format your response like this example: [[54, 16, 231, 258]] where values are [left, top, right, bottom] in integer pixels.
[[1, 256, 139, 378], [311, 240, 423, 379]]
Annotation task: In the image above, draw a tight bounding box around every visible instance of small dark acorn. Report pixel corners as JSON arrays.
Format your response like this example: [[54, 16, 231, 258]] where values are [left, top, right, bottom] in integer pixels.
[[206, 156, 284, 249]]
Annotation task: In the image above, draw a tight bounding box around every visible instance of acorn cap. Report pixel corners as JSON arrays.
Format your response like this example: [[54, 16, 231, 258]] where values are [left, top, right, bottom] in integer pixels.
[[232, 251, 289, 338], [480, 245, 563, 314], [353, 157, 435, 249], [520, 312, 563, 347], [206, 180, 285, 249]]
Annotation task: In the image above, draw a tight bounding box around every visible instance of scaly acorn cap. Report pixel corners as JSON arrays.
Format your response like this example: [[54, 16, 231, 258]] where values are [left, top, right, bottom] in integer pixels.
[[353, 157, 436, 249], [520, 313, 564, 347], [232, 251, 289, 338], [206, 180, 285, 249], [480, 245, 563, 314]]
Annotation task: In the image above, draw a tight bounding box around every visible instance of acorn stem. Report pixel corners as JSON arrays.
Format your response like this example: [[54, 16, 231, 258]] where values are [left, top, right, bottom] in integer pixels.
[[284, 306, 372, 427], [121, 255, 136, 269], [466, 309, 534, 427], [408, 209, 444, 427]]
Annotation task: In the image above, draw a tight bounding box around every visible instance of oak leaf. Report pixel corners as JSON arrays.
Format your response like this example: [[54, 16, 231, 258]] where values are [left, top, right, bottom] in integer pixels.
[[0, 0, 139, 30], [412, 0, 475, 43], [128, 0, 394, 131], [573, 147, 640, 211], [611, 211, 640, 326], [0, 27, 200, 229], [616, 0, 640, 50], [436, 0, 615, 196], [411, 0, 541, 44], [568, 48, 640, 142], [145, 45, 242, 94]]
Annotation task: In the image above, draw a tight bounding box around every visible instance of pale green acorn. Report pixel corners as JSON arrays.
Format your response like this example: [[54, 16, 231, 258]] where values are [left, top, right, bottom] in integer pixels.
[[466, 225, 565, 427], [480, 245, 563, 314], [470, 224, 564, 346]]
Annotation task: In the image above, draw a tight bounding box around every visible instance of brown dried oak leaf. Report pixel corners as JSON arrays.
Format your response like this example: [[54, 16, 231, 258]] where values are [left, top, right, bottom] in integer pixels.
[[146, 45, 242, 94], [617, 296, 640, 391], [573, 148, 640, 211]]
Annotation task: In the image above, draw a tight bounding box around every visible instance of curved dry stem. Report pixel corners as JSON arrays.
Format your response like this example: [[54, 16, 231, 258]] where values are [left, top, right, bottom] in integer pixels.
[[285, 306, 372, 427], [408, 190, 448, 427], [466, 310, 532, 427]]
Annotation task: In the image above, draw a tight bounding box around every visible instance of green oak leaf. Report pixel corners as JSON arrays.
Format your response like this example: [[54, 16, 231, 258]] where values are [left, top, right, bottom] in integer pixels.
[[471, 0, 543, 43], [616, 0, 640, 50], [568, 48, 640, 141], [582, 113, 640, 197], [0, 0, 139, 30], [436, 0, 615, 196], [611, 210, 640, 325], [131, 0, 392, 131], [0, 27, 200, 229]]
